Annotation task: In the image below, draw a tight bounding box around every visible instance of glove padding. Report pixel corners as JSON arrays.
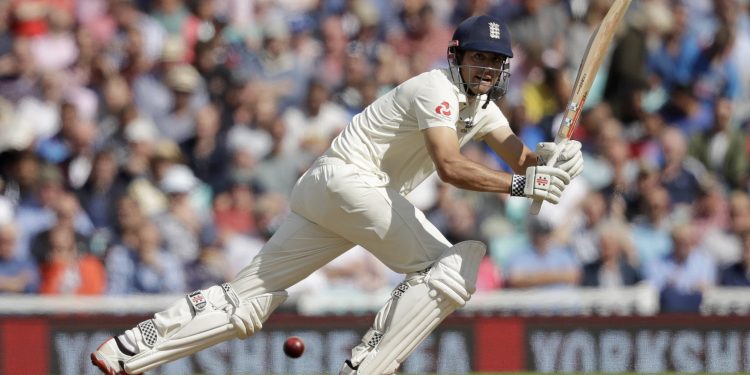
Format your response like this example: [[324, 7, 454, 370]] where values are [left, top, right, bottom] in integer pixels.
[[510, 165, 571, 205], [536, 140, 584, 179]]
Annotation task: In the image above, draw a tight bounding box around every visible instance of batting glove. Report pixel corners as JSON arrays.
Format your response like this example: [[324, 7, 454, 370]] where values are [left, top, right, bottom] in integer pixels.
[[536, 140, 584, 179], [510, 165, 571, 204]]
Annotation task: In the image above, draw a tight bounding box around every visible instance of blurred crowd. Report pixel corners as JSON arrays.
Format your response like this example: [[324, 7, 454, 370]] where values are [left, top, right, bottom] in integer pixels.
[[0, 0, 748, 314]]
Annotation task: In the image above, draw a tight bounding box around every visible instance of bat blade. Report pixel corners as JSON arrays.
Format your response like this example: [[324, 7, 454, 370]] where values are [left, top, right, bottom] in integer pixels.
[[530, 0, 633, 215]]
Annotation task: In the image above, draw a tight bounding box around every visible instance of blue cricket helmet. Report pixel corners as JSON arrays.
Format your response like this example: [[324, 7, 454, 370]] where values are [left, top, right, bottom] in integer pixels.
[[451, 15, 513, 58], [448, 15, 513, 105]]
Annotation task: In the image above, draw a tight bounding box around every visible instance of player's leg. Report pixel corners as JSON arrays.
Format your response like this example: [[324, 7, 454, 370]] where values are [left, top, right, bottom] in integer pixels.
[[92, 212, 354, 375], [340, 241, 485, 375], [300, 164, 487, 374]]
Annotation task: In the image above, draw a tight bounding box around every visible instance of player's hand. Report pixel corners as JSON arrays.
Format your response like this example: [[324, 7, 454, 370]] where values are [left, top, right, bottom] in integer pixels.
[[510, 166, 571, 204], [536, 140, 583, 179]]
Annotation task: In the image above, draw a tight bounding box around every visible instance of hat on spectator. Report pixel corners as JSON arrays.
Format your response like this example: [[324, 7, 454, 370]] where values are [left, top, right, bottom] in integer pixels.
[[166, 64, 200, 93], [153, 140, 184, 163], [125, 117, 158, 143], [161, 36, 187, 63], [353, 0, 380, 27], [160, 164, 198, 194], [0, 98, 35, 152], [0, 197, 13, 226]]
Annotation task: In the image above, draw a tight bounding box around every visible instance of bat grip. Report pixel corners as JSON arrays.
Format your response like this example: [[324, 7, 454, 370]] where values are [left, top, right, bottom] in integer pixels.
[[529, 143, 564, 215]]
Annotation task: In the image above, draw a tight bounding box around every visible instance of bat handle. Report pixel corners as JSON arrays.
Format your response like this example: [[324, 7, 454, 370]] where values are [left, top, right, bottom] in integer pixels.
[[529, 142, 564, 215]]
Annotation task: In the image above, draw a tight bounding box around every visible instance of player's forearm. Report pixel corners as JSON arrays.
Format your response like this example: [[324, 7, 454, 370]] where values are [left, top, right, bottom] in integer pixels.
[[436, 157, 512, 193], [509, 148, 540, 175]]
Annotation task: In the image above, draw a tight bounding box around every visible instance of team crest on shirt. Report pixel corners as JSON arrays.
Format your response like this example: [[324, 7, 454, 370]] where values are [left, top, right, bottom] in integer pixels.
[[435, 101, 452, 117]]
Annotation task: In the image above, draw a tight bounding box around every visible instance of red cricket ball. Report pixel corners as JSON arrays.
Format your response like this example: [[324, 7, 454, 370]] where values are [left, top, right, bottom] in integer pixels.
[[283, 336, 305, 358]]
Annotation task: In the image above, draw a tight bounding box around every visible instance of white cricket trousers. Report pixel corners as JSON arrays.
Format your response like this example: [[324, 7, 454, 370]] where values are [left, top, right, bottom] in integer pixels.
[[231, 155, 452, 297]]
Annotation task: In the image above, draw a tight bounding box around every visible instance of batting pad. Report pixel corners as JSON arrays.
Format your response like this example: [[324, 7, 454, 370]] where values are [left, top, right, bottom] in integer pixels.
[[353, 241, 485, 375], [124, 284, 287, 374]]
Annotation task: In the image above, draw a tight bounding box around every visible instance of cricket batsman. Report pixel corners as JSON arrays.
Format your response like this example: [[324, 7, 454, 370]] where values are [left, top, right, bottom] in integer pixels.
[[91, 14, 583, 375]]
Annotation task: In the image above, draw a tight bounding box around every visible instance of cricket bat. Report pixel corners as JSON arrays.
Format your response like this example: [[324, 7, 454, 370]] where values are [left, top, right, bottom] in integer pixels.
[[530, 0, 633, 215]]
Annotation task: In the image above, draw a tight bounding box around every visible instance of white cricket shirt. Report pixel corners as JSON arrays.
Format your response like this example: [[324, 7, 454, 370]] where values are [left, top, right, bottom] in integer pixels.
[[326, 68, 510, 195]]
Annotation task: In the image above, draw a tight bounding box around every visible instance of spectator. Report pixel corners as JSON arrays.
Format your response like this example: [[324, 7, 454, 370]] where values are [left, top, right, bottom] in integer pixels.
[[0, 36, 37, 103], [690, 175, 730, 240], [131, 37, 207, 125], [76, 149, 128, 232], [0, 221, 39, 293], [581, 220, 641, 287], [691, 25, 741, 107], [153, 164, 214, 264], [111, 194, 146, 249], [193, 39, 233, 106], [94, 75, 136, 155], [224, 93, 276, 163], [14, 71, 64, 142], [602, 1, 665, 124], [646, 0, 701, 94], [442, 197, 481, 245], [688, 97, 748, 190], [15, 164, 94, 260], [179, 103, 230, 192], [631, 186, 674, 271], [39, 225, 106, 295], [719, 229, 750, 286], [281, 79, 350, 158], [107, 0, 167, 64], [658, 83, 714, 136], [151, 0, 196, 52], [0, 149, 41, 204], [506, 0, 568, 52], [35, 100, 80, 166], [185, 240, 230, 291], [251, 117, 309, 196], [506, 217, 581, 289], [390, 3, 452, 71], [646, 223, 716, 313], [212, 173, 257, 236], [567, 190, 609, 265], [106, 220, 186, 294], [701, 191, 750, 267], [246, 18, 310, 109], [28, 5, 77, 72], [155, 63, 204, 142], [120, 116, 159, 181], [30, 191, 93, 264], [658, 126, 704, 206]]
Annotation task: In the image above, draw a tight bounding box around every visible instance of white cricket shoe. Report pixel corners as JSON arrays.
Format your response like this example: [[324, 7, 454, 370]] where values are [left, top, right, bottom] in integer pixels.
[[90, 336, 141, 375]]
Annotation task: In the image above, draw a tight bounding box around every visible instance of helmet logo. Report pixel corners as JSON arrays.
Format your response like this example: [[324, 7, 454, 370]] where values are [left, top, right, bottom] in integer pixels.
[[435, 101, 452, 116], [489, 22, 501, 39]]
